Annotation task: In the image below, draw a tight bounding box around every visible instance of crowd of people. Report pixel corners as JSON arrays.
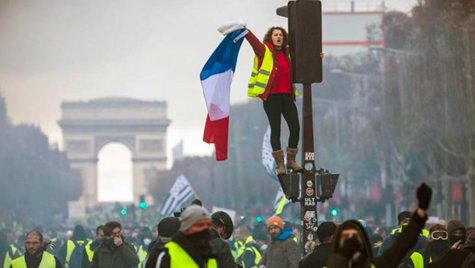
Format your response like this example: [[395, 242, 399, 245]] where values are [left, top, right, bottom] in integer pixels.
[[0, 184, 474, 268]]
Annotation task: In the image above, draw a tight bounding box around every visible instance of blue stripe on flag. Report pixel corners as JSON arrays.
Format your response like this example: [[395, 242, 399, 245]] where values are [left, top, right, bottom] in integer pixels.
[[200, 29, 247, 81]]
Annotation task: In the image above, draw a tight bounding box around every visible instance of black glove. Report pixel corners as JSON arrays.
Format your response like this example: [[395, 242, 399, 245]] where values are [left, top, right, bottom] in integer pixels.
[[338, 235, 362, 259], [416, 183, 432, 210]]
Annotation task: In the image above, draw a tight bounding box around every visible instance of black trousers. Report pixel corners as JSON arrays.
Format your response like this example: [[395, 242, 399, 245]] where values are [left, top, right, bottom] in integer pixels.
[[263, 94, 300, 151]]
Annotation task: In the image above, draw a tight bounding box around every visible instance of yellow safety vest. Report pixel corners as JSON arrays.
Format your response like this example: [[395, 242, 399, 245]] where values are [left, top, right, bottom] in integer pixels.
[[11, 251, 56, 268], [410, 251, 432, 268], [136, 245, 147, 268], [165, 241, 217, 268], [235, 240, 244, 259], [10, 245, 18, 257], [65, 239, 87, 267], [391, 226, 429, 237], [237, 236, 262, 267], [228, 236, 241, 260], [247, 45, 299, 98], [84, 240, 94, 262], [3, 249, 12, 268]]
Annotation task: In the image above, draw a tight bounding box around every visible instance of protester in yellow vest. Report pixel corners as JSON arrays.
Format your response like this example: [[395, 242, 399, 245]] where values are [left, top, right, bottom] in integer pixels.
[[145, 205, 217, 268], [244, 26, 323, 175], [235, 225, 261, 268], [11, 230, 62, 268], [80, 225, 104, 268], [135, 227, 153, 268], [58, 225, 88, 268], [1, 231, 20, 268], [406, 224, 449, 268], [245, 26, 302, 176]]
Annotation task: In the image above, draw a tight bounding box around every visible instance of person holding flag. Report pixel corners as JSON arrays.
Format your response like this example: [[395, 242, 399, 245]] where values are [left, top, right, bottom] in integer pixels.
[[244, 25, 304, 175]]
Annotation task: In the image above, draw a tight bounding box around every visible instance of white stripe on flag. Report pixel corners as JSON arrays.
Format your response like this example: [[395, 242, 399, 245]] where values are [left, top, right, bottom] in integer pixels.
[[160, 195, 176, 216], [160, 175, 196, 216], [201, 70, 233, 121]]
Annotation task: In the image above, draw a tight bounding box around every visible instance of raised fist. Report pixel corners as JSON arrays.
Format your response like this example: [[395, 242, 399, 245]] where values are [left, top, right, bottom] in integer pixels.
[[416, 183, 432, 210]]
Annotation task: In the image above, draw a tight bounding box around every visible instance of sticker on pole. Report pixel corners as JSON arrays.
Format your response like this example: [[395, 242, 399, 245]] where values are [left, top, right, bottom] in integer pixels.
[[304, 197, 316, 206], [306, 187, 314, 196], [305, 152, 315, 161]]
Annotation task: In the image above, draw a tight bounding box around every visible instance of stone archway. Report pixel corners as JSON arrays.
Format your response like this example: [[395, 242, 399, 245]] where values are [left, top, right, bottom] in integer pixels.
[[58, 97, 170, 207]]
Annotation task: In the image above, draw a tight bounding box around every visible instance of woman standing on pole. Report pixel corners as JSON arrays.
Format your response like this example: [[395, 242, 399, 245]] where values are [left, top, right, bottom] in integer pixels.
[[245, 27, 302, 175]]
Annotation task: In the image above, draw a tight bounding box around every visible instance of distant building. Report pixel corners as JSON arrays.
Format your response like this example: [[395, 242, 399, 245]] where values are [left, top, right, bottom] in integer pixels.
[[172, 139, 185, 163], [322, 1, 385, 56], [58, 97, 170, 206]]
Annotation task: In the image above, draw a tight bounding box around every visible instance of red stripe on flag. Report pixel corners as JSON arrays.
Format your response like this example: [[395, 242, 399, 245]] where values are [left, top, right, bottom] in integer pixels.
[[203, 115, 229, 161]]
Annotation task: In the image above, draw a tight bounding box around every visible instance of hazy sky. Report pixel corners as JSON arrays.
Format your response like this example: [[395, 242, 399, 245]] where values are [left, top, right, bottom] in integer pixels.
[[0, 0, 417, 162]]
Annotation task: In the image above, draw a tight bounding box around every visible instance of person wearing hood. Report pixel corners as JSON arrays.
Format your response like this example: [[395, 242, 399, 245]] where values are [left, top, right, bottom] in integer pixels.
[[329, 183, 432, 268], [425, 223, 474, 268], [80, 225, 103, 268], [90, 221, 139, 268], [136, 227, 153, 268], [447, 220, 466, 247], [209, 211, 241, 268], [403, 224, 450, 267], [10, 230, 62, 268], [148, 205, 218, 268], [258, 216, 299, 268], [235, 224, 261, 268], [299, 221, 337, 268], [58, 225, 89, 268]]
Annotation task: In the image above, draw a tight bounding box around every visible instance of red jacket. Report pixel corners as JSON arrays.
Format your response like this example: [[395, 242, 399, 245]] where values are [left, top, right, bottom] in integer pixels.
[[245, 30, 294, 100]]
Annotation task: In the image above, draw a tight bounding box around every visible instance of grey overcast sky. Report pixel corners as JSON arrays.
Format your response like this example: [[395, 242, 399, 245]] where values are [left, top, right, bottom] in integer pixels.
[[0, 0, 417, 161]]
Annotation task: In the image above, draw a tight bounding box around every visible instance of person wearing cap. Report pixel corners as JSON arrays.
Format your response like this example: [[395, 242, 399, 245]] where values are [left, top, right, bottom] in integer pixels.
[[234, 225, 261, 268], [378, 211, 428, 256], [403, 224, 450, 268], [258, 216, 299, 268], [209, 211, 240, 268], [149, 205, 217, 268], [299, 221, 336, 268], [149, 217, 181, 252]]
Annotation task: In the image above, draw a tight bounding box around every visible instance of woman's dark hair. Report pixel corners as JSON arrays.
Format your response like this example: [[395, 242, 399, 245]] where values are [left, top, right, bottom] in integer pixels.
[[263, 26, 289, 53]]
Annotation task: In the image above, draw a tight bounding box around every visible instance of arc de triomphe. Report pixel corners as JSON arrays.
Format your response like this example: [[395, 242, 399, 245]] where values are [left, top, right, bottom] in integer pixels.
[[58, 97, 170, 207]]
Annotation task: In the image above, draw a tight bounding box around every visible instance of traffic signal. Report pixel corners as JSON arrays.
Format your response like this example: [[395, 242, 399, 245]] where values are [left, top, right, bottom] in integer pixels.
[[277, 0, 323, 83], [256, 216, 263, 223], [139, 195, 147, 209], [330, 208, 338, 217], [316, 172, 340, 201], [120, 208, 127, 215]]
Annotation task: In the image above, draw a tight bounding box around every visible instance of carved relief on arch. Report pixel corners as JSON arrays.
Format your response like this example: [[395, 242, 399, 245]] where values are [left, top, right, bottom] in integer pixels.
[[94, 136, 136, 155]]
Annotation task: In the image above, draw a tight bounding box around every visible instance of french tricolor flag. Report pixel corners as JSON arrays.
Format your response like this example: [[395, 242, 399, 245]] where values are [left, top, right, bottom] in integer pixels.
[[200, 28, 248, 161]]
